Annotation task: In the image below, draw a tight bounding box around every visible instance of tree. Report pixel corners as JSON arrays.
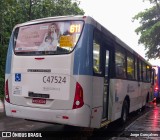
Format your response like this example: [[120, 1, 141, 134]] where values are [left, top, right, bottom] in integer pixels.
[[0, 0, 84, 47], [0, 0, 84, 98], [16, 0, 84, 21], [133, 0, 160, 59]]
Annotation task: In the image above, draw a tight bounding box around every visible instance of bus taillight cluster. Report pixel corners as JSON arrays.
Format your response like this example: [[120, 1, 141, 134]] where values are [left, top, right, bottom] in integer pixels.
[[5, 79, 10, 103], [72, 82, 84, 109]]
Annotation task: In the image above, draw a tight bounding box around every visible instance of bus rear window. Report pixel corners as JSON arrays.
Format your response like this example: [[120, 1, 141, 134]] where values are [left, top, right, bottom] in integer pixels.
[[14, 21, 84, 55]]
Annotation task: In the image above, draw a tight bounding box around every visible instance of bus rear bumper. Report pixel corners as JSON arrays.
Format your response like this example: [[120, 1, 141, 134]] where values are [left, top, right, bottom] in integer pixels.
[[5, 101, 91, 127]]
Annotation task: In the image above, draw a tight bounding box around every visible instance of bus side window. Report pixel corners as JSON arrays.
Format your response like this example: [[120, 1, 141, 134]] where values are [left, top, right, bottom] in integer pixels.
[[135, 58, 138, 80], [138, 61, 142, 81], [115, 49, 126, 78], [146, 65, 151, 82], [142, 63, 147, 82], [93, 31, 102, 74], [127, 53, 135, 79]]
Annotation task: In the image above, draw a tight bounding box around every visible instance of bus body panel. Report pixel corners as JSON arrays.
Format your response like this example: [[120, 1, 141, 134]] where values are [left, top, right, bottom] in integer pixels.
[[92, 77, 103, 108], [5, 75, 93, 127], [5, 101, 91, 127], [90, 77, 103, 128], [90, 107, 103, 128], [8, 53, 78, 110], [108, 79, 151, 121]]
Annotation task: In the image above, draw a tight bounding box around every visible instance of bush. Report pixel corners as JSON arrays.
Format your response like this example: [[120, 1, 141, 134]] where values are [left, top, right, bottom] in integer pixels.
[[0, 45, 8, 99]]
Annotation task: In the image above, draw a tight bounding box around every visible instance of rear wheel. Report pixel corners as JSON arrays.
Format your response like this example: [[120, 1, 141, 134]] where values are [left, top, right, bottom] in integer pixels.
[[121, 100, 128, 124]]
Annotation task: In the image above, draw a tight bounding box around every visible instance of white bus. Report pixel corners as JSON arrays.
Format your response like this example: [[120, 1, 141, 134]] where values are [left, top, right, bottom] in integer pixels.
[[5, 16, 153, 128]]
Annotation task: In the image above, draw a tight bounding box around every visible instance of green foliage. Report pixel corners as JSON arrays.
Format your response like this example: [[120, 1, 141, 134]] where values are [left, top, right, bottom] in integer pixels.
[[0, 45, 8, 98], [133, 0, 160, 59], [0, 0, 84, 46], [0, 0, 84, 98]]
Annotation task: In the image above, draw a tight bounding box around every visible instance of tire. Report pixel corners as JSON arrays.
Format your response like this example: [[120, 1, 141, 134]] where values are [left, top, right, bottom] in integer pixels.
[[120, 100, 128, 124]]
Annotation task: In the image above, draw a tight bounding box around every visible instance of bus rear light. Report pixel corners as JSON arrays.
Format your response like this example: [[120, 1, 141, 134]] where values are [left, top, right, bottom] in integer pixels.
[[72, 82, 84, 109], [11, 110, 16, 113], [5, 80, 10, 103], [62, 116, 69, 119], [34, 57, 45, 60], [154, 87, 158, 92]]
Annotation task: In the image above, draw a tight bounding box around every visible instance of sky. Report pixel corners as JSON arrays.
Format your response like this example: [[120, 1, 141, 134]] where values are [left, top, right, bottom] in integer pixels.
[[79, 0, 160, 66]]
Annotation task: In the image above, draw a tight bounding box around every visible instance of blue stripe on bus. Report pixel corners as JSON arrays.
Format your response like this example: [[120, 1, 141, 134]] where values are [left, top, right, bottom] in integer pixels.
[[73, 24, 94, 75], [5, 33, 13, 74]]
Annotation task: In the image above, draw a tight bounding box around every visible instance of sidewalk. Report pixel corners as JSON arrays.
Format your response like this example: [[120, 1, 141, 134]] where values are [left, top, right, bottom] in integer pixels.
[[111, 102, 160, 139], [125, 103, 160, 132]]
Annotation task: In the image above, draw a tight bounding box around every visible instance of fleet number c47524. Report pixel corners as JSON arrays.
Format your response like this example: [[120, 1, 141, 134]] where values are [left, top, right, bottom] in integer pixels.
[[43, 76, 67, 84]]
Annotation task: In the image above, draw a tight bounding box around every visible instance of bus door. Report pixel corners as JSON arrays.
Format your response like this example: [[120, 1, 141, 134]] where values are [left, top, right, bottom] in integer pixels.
[[102, 49, 110, 120], [91, 46, 111, 128], [91, 30, 111, 128]]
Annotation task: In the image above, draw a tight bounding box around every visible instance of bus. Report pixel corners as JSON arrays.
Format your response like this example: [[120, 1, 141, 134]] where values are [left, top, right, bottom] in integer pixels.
[[152, 66, 160, 99], [5, 15, 154, 128]]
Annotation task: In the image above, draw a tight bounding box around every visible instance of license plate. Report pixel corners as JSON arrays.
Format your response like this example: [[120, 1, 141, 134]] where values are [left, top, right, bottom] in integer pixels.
[[32, 98, 46, 104]]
